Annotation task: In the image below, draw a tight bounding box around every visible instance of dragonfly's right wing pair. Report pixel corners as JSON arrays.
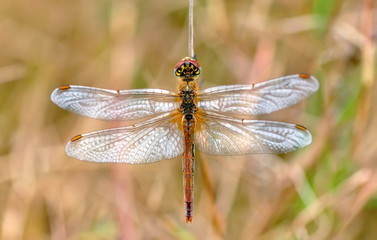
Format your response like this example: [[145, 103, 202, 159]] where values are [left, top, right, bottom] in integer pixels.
[[51, 74, 319, 163]]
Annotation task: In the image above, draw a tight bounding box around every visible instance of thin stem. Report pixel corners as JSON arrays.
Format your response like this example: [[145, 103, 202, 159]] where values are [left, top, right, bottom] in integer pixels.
[[188, 0, 194, 58]]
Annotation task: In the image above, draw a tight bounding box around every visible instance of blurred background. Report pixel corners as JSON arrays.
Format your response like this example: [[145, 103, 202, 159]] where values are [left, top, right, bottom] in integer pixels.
[[0, 0, 376, 239]]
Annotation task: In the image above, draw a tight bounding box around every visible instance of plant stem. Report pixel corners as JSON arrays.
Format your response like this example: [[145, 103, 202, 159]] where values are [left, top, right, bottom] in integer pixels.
[[188, 0, 194, 58]]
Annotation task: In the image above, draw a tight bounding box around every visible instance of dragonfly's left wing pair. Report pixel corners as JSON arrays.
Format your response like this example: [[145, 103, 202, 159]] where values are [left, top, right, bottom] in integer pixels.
[[51, 74, 318, 163], [65, 113, 183, 164], [51, 85, 179, 121]]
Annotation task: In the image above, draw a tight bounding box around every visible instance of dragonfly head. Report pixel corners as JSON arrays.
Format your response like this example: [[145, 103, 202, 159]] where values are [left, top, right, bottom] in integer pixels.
[[174, 57, 201, 81]]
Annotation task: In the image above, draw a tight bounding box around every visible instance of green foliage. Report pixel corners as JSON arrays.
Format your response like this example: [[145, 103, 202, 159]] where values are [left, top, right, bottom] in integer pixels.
[[312, 0, 336, 35]]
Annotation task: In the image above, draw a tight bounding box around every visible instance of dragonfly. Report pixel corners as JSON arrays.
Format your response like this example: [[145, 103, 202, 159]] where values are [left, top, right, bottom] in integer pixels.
[[51, 57, 319, 223]]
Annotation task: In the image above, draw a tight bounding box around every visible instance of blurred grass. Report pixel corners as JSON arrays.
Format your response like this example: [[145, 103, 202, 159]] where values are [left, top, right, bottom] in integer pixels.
[[0, 0, 376, 239]]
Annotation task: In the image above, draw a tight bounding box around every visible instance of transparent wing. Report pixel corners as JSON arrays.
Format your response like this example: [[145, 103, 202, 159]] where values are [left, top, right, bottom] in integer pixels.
[[195, 113, 312, 156], [65, 113, 184, 164], [51, 85, 179, 121], [198, 74, 319, 116]]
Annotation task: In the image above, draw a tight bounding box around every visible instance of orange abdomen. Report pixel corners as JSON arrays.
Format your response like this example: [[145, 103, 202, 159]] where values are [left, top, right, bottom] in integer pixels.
[[182, 116, 195, 223]]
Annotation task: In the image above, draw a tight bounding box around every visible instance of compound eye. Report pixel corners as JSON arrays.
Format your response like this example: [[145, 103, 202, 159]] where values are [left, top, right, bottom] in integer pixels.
[[174, 58, 201, 77], [190, 65, 201, 76], [175, 65, 184, 76]]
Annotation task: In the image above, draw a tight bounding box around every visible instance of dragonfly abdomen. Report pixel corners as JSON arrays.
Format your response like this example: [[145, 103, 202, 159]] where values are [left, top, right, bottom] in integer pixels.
[[182, 115, 195, 223]]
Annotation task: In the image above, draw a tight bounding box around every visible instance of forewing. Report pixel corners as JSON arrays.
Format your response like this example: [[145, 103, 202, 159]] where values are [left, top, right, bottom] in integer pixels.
[[195, 114, 312, 155], [65, 113, 184, 164], [51, 85, 179, 121], [198, 74, 319, 116]]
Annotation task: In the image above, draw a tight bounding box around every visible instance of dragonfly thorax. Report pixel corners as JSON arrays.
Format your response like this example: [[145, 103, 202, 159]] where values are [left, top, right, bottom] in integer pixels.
[[179, 89, 197, 115]]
